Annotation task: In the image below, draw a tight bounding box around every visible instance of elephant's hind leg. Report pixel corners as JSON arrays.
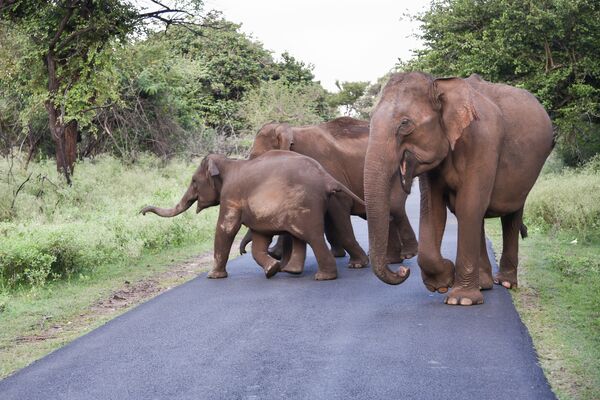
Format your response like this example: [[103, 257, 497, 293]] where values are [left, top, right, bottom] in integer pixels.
[[280, 236, 307, 274], [325, 214, 346, 257], [494, 208, 523, 289], [326, 197, 369, 268], [251, 231, 280, 278], [306, 232, 338, 281]]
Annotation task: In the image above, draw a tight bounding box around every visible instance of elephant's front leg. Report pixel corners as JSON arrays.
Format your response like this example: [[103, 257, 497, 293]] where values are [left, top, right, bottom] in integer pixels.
[[417, 172, 454, 293], [445, 189, 488, 306], [479, 222, 494, 290], [389, 177, 418, 261], [207, 207, 242, 279], [250, 231, 280, 278]]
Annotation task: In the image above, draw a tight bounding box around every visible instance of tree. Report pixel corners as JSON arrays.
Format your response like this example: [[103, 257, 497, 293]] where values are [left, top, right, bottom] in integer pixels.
[[239, 80, 333, 135], [411, 0, 600, 165], [0, 0, 206, 183], [328, 80, 368, 116]]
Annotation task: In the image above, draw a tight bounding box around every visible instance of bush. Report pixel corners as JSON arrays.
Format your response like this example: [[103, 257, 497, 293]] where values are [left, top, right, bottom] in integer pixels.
[[0, 154, 218, 289], [238, 80, 330, 135], [526, 157, 600, 240]]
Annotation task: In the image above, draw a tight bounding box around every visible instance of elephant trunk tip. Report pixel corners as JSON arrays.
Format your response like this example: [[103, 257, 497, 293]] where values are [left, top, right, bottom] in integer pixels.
[[372, 262, 411, 285], [140, 206, 153, 215]]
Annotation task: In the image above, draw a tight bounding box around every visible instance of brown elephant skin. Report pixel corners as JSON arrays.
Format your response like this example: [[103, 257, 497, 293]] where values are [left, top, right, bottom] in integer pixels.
[[364, 72, 554, 305], [142, 151, 366, 281], [242, 117, 417, 265]]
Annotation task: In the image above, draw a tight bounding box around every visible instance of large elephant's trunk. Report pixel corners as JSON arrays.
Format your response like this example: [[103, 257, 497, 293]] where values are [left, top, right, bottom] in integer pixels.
[[141, 185, 196, 218], [364, 123, 410, 285]]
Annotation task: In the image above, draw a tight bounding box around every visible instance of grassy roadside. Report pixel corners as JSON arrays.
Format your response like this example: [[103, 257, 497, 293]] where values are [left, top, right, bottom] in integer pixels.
[[485, 156, 600, 399], [0, 155, 233, 378], [0, 230, 224, 378]]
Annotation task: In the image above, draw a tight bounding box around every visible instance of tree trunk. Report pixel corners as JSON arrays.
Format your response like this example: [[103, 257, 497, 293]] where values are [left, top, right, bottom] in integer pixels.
[[61, 119, 78, 173], [45, 49, 75, 185]]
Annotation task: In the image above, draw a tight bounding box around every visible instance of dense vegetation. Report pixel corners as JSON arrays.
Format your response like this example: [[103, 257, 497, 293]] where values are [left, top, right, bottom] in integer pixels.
[[0, 154, 218, 289], [410, 0, 600, 166], [0, 0, 335, 182]]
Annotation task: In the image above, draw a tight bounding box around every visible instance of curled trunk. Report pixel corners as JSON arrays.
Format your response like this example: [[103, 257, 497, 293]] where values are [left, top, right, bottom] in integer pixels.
[[141, 186, 196, 218]]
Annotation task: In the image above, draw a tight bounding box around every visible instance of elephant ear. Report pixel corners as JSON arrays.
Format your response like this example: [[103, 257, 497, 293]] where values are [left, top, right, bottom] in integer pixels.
[[434, 77, 479, 151], [204, 156, 221, 189], [207, 157, 220, 176], [276, 125, 294, 150]]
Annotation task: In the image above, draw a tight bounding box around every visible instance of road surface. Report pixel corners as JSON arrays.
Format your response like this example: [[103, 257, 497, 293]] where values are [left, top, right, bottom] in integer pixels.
[[0, 184, 555, 399]]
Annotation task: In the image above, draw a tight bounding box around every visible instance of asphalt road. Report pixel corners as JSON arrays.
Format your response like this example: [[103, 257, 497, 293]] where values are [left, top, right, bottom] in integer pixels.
[[1, 184, 555, 400]]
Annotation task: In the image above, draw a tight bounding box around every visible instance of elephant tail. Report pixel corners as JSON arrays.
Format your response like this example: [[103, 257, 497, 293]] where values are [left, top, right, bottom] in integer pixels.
[[520, 223, 528, 239], [326, 176, 365, 206], [239, 229, 252, 255]]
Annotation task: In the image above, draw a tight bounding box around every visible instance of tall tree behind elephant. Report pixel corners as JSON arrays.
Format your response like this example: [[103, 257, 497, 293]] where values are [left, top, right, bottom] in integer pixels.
[[247, 117, 418, 265], [364, 72, 553, 306]]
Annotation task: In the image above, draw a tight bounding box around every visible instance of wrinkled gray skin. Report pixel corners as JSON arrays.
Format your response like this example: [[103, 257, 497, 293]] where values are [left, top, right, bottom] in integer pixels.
[[364, 72, 554, 305]]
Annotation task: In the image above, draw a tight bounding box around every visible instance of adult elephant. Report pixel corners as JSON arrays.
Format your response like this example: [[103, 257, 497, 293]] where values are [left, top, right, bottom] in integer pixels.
[[246, 117, 418, 266], [364, 72, 553, 305]]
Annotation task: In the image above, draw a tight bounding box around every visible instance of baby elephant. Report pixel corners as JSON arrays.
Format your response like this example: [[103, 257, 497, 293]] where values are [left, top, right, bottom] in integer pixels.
[[141, 151, 366, 280]]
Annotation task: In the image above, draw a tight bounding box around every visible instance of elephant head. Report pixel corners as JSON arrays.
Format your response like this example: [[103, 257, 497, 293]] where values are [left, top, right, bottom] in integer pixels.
[[248, 122, 294, 159], [141, 154, 224, 217], [364, 72, 479, 285]]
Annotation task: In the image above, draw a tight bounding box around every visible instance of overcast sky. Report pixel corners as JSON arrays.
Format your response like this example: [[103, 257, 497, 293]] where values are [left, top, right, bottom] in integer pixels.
[[203, 0, 430, 91]]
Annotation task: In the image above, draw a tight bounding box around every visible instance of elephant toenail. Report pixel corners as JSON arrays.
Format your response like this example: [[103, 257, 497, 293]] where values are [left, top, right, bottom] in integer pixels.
[[446, 297, 458, 305], [460, 298, 473, 306], [438, 287, 448, 294]]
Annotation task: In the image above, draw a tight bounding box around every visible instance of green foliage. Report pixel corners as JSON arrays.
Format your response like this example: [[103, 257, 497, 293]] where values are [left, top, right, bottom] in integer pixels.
[[328, 80, 369, 116], [0, 10, 325, 160], [548, 251, 600, 279], [238, 80, 332, 135], [412, 0, 600, 165], [525, 156, 600, 240], [0, 154, 218, 289]]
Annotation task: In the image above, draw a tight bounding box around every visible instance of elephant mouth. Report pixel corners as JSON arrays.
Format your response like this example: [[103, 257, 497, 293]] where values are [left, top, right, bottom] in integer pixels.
[[399, 150, 418, 194]]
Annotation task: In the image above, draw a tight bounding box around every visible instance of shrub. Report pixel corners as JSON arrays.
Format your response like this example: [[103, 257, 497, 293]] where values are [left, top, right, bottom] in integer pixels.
[[0, 154, 219, 289], [526, 158, 600, 240]]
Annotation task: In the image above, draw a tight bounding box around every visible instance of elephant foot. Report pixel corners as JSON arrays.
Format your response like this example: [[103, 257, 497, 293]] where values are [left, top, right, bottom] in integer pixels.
[[281, 262, 303, 274], [421, 260, 454, 293], [264, 261, 281, 279], [330, 247, 346, 258], [315, 270, 337, 280], [400, 240, 418, 260], [348, 255, 369, 269], [494, 270, 518, 289], [207, 269, 228, 279], [444, 287, 484, 306], [479, 268, 494, 290]]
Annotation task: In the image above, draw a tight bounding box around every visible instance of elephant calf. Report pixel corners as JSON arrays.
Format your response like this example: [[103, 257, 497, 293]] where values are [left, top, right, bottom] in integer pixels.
[[141, 151, 366, 280]]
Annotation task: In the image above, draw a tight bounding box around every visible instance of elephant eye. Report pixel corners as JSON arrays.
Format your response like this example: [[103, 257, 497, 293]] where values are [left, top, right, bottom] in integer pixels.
[[397, 118, 414, 136]]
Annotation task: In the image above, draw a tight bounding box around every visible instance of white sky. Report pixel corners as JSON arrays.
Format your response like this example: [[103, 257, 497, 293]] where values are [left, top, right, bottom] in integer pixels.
[[204, 0, 430, 91]]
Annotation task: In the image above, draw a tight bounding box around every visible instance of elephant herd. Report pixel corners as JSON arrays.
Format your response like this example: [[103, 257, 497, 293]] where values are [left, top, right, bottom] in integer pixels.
[[142, 72, 554, 306]]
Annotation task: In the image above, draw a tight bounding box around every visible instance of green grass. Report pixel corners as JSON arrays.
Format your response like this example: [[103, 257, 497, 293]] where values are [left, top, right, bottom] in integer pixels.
[[486, 154, 600, 399], [0, 154, 221, 377]]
